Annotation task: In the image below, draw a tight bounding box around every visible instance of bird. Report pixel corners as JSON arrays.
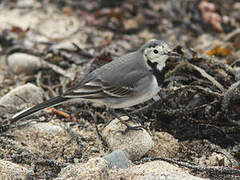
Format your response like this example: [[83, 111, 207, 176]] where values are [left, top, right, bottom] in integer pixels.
[[11, 39, 178, 125]]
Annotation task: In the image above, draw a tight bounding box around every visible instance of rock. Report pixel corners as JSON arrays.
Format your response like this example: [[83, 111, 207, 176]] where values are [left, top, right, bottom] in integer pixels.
[[197, 152, 232, 167], [37, 14, 80, 41], [225, 28, 240, 50], [233, 2, 240, 11], [139, 29, 155, 41], [102, 116, 154, 161], [0, 159, 32, 179], [29, 122, 63, 134], [7, 121, 79, 166], [103, 149, 133, 169], [223, 81, 240, 125], [123, 17, 141, 30], [183, 140, 238, 170], [16, 0, 37, 8], [57, 157, 109, 180], [194, 34, 221, 54], [0, 83, 43, 107], [7, 53, 42, 74], [147, 132, 180, 158], [57, 158, 206, 180], [0, 74, 3, 85], [109, 160, 207, 180]]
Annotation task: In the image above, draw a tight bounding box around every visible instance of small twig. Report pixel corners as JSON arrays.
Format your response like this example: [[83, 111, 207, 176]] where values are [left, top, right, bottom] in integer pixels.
[[167, 61, 225, 92], [167, 85, 223, 99], [14, 94, 29, 104], [139, 157, 240, 176], [88, 110, 108, 150], [213, 151, 235, 168], [131, 100, 156, 114], [6, 46, 43, 57], [64, 126, 84, 147], [35, 159, 68, 168], [34, 159, 68, 175], [41, 60, 74, 80], [72, 43, 94, 58], [36, 71, 58, 97], [190, 63, 225, 92], [48, 107, 70, 119]]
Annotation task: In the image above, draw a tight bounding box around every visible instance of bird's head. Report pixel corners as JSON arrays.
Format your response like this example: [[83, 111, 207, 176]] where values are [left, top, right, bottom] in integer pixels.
[[140, 39, 178, 71]]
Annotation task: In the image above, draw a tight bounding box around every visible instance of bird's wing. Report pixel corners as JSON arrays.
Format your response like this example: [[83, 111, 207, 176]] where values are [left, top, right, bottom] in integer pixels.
[[64, 79, 134, 98], [64, 52, 152, 98]]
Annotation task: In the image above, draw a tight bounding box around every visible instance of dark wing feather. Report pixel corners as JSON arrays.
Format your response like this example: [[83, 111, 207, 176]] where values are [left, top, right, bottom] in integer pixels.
[[11, 96, 68, 123], [64, 79, 133, 98], [63, 51, 152, 99], [102, 84, 134, 97]]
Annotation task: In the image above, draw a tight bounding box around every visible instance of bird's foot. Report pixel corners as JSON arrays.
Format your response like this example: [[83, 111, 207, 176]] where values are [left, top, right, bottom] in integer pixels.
[[116, 116, 143, 134]]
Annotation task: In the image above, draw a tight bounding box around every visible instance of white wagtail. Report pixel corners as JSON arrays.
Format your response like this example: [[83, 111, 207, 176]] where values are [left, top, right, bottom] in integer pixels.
[[11, 39, 178, 124]]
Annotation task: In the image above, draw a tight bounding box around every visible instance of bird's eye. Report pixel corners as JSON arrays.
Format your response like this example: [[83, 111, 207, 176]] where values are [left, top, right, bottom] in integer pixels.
[[153, 49, 158, 54]]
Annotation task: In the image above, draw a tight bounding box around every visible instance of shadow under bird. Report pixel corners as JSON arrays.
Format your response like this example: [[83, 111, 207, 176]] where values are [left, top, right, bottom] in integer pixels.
[[11, 39, 179, 125]]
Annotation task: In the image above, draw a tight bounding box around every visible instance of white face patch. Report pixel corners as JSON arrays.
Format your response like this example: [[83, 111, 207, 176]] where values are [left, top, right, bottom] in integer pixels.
[[143, 43, 170, 67]]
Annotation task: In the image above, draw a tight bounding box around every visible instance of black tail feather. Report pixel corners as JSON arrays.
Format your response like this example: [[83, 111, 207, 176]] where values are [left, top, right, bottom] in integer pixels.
[[11, 96, 68, 123]]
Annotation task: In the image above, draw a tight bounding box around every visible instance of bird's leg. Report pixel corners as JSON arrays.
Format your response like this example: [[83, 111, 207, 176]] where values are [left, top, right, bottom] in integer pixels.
[[88, 110, 108, 149], [122, 109, 142, 125], [111, 109, 143, 134], [103, 106, 115, 127], [121, 98, 161, 130], [103, 107, 142, 133]]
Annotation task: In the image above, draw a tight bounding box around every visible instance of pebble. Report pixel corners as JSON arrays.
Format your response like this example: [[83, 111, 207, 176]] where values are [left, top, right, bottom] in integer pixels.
[[29, 122, 63, 134], [37, 14, 80, 41], [7, 53, 42, 74], [103, 149, 133, 169], [233, 2, 240, 11], [0, 159, 32, 179], [57, 157, 109, 180], [57, 157, 207, 180], [0, 83, 43, 107], [102, 116, 154, 160], [110, 160, 207, 180], [197, 152, 232, 167], [147, 132, 180, 158], [225, 28, 240, 50]]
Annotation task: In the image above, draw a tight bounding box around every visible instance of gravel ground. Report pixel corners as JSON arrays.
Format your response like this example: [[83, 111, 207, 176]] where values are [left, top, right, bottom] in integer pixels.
[[0, 0, 240, 179]]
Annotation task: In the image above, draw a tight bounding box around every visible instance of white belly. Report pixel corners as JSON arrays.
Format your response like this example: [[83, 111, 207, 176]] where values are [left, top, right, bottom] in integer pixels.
[[105, 76, 160, 108]]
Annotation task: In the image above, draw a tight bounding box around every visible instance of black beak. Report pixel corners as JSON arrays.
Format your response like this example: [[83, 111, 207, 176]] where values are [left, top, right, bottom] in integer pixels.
[[167, 51, 180, 57]]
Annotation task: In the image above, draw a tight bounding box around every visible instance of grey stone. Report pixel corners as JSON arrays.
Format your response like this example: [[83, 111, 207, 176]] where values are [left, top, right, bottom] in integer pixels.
[[102, 116, 154, 161], [0, 159, 32, 180], [104, 149, 133, 169], [56, 157, 109, 180], [7, 53, 42, 74], [0, 83, 43, 107], [108, 160, 208, 180]]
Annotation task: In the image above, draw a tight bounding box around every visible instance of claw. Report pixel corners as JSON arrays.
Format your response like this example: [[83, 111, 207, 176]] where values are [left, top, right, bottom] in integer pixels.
[[116, 116, 143, 134]]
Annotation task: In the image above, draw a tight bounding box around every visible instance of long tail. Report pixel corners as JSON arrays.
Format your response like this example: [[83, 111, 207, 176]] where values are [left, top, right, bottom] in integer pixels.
[[11, 96, 69, 123]]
